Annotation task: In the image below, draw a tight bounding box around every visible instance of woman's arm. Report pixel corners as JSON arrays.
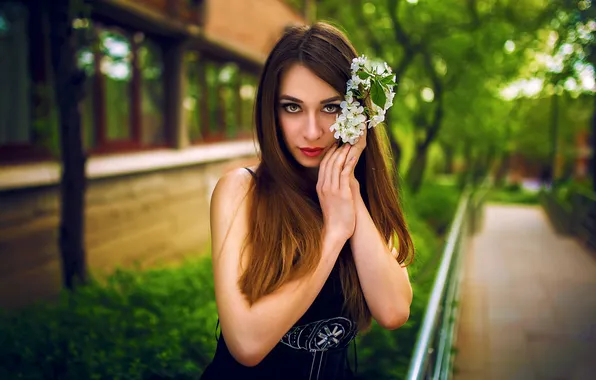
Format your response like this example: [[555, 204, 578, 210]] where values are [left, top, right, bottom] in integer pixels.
[[343, 129, 412, 330], [211, 145, 356, 367], [348, 186, 413, 330]]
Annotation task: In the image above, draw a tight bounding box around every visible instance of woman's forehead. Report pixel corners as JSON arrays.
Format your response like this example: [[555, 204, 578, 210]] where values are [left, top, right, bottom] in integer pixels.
[[279, 64, 340, 102]]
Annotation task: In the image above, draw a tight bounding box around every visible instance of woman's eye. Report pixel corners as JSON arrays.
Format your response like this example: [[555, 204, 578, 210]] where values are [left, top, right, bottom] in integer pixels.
[[282, 103, 301, 113], [323, 104, 340, 113]]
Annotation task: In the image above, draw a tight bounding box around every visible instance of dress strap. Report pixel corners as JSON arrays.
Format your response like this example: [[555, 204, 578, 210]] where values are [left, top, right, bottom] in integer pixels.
[[244, 167, 256, 178]]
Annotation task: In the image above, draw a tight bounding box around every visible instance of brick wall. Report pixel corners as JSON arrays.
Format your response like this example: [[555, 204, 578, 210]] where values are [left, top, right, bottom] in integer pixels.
[[205, 0, 304, 58], [0, 156, 257, 309]]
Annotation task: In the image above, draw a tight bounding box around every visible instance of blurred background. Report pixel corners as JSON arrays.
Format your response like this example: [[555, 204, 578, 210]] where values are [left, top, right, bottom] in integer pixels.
[[0, 0, 594, 379]]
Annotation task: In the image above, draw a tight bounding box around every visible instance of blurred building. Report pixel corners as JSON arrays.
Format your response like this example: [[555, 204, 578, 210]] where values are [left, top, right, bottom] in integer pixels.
[[0, 0, 304, 308]]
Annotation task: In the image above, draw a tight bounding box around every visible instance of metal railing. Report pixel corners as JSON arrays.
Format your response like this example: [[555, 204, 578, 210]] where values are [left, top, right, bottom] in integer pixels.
[[405, 185, 485, 380]]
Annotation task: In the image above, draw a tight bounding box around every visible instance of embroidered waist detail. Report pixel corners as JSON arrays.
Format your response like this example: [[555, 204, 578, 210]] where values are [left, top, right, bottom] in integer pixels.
[[281, 317, 357, 380], [280, 317, 357, 352]]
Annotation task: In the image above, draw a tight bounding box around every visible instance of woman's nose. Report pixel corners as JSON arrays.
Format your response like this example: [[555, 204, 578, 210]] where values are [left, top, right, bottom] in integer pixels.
[[304, 112, 323, 141]]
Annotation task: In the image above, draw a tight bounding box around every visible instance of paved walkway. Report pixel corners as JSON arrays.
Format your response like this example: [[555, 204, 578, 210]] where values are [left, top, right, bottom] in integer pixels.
[[454, 204, 596, 380]]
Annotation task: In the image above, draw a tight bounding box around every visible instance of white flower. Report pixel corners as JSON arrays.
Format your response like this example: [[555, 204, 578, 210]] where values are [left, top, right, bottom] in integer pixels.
[[372, 61, 385, 75], [384, 89, 395, 110], [345, 91, 354, 103], [384, 62, 393, 74], [346, 79, 354, 91], [331, 55, 397, 144]]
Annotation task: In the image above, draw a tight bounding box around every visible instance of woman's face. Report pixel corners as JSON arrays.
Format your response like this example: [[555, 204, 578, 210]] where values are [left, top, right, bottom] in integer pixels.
[[277, 64, 342, 168]]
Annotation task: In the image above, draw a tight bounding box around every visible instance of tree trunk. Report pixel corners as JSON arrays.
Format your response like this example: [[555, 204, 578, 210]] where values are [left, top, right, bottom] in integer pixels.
[[303, 0, 316, 23], [458, 140, 473, 189], [384, 112, 402, 173], [476, 145, 495, 185], [389, 134, 402, 173], [494, 153, 510, 186], [406, 146, 429, 194], [443, 143, 454, 174], [550, 95, 559, 182], [48, 0, 88, 288], [591, 95, 596, 193]]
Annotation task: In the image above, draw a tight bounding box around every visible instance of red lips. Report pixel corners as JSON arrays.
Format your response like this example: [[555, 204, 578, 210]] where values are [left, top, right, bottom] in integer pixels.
[[299, 147, 324, 157]]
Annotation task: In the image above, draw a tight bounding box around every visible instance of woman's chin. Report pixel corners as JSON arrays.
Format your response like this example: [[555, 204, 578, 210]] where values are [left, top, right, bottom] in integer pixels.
[[295, 158, 321, 169]]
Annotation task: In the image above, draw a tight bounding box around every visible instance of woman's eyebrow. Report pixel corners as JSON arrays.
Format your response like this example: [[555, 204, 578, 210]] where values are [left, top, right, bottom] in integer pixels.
[[279, 95, 342, 104]]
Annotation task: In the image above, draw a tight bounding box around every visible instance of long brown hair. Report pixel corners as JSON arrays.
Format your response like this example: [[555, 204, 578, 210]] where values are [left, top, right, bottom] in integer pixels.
[[239, 22, 413, 332]]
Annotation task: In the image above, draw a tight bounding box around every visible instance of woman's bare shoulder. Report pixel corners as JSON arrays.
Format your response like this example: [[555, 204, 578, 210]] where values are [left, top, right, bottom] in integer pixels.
[[211, 168, 252, 224], [213, 167, 253, 200], [210, 167, 254, 260]]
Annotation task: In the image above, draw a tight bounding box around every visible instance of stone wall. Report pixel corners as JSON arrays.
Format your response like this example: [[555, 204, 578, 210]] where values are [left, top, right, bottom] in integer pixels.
[[0, 155, 257, 309]]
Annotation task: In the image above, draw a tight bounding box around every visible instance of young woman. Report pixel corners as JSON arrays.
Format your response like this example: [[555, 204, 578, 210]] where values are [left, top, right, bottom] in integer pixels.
[[200, 22, 414, 380]]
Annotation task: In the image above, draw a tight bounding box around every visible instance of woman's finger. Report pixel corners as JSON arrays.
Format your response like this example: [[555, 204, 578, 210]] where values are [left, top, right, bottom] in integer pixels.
[[340, 155, 357, 196], [330, 144, 350, 192], [346, 145, 363, 165], [346, 128, 367, 162], [318, 144, 338, 190]]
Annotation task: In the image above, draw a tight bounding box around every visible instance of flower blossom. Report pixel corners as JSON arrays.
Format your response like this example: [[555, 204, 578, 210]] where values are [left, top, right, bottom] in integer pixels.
[[330, 56, 397, 144]]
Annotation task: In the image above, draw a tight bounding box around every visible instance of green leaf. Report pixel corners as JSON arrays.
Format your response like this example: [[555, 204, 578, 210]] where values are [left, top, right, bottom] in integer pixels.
[[370, 80, 386, 108], [358, 70, 371, 79], [381, 74, 396, 85]]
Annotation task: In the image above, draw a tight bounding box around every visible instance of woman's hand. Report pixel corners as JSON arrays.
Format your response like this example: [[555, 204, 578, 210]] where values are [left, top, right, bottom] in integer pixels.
[[346, 127, 368, 196], [317, 143, 358, 244]]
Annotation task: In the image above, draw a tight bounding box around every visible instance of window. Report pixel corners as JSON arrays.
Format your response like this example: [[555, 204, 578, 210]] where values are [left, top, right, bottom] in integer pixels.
[[0, 12, 168, 164], [239, 72, 257, 135], [0, 3, 30, 147], [184, 53, 257, 143], [0, 2, 59, 163], [220, 62, 240, 138], [138, 37, 164, 145], [184, 50, 203, 142], [74, 19, 166, 153], [204, 61, 222, 138]]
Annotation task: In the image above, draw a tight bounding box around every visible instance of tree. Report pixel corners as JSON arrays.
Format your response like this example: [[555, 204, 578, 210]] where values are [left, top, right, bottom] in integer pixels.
[[318, 0, 556, 192], [495, 1, 595, 188], [548, 0, 596, 190], [46, 0, 88, 288]]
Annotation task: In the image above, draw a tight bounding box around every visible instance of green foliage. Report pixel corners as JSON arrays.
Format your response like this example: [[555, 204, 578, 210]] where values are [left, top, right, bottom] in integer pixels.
[[0, 259, 217, 380], [316, 0, 556, 179], [486, 186, 540, 205], [510, 93, 593, 164], [552, 177, 596, 206], [405, 180, 462, 236], [370, 80, 387, 109], [354, 279, 432, 380]]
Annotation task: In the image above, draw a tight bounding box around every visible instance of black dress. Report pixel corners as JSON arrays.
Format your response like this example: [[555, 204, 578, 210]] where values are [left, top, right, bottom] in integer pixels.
[[200, 168, 358, 380]]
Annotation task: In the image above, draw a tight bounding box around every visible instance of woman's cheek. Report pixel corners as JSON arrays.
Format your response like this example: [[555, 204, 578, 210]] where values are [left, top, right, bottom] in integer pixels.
[[323, 113, 339, 135]]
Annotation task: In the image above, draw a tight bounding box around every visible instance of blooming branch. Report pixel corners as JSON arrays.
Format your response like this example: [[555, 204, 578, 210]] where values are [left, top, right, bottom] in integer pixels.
[[330, 55, 397, 145]]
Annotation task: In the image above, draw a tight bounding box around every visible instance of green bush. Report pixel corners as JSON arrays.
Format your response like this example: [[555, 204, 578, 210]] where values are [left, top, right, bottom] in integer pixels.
[[503, 182, 522, 192], [553, 178, 595, 206], [0, 260, 218, 380], [486, 187, 540, 205], [404, 182, 461, 236], [354, 280, 432, 380]]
